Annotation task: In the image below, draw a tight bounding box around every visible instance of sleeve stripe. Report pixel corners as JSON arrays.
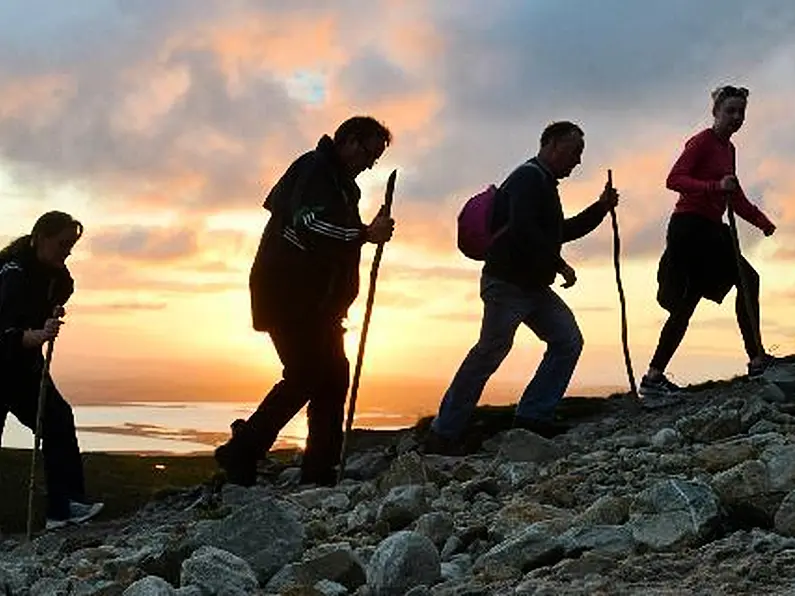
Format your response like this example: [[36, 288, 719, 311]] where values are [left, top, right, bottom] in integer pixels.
[[282, 227, 307, 250], [0, 262, 23, 276], [301, 212, 362, 241]]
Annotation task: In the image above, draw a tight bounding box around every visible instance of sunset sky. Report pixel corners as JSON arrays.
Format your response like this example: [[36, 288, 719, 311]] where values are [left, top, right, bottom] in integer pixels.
[[1, 1, 795, 416]]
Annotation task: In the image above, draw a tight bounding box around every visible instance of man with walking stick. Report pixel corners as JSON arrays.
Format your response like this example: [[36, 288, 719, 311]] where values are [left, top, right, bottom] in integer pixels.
[[425, 121, 620, 455], [215, 116, 395, 487]]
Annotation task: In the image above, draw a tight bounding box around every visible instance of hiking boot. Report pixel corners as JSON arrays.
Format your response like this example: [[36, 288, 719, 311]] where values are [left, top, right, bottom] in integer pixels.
[[512, 417, 571, 439], [639, 373, 682, 398], [214, 442, 257, 487], [748, 354, 781, 379], [423, 429, 466, 456], [639, 373, 683, 409], [46, 499, 104, 531]]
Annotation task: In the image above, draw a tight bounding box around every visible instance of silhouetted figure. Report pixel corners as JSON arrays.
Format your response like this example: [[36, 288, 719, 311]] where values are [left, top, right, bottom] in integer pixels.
[[426, 121, 619, 454], [640, 86, 778, 402], [215, 116, 395, 487], [0, 211, 104, 530]]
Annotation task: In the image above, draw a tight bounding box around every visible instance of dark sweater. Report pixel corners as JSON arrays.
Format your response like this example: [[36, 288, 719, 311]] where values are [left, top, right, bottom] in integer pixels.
[[484, 157, 609, 291], [250, 135, 368, 331], [0, 247, 73, 368]]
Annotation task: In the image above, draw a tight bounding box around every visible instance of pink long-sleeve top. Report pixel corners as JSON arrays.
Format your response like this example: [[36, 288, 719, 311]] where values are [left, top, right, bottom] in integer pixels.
[[666, 127, 774, 234]]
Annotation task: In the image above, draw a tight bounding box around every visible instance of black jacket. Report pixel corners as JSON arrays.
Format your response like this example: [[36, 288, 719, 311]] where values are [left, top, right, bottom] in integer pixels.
[[484, 157, 609, 291], [656, 212, 738, 312], [0, 246, 74, 369], [250, 135, 367, 331]]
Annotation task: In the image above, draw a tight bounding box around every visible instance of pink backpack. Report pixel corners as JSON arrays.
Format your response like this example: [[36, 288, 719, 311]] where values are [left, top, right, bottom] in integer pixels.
[[457, 185, 509, 260]]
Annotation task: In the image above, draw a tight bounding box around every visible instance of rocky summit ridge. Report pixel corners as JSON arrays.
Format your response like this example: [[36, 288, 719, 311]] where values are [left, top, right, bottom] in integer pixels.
[[4, 360, 795, 595]]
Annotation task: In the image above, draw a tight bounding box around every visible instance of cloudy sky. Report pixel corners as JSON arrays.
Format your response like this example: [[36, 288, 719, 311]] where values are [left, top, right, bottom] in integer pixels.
[[2, 0, 795, 413]]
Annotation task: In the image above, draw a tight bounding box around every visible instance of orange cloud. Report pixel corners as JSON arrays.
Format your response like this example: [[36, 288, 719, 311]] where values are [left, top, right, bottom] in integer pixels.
[[0, 74, 72, 122], [197, 13, 347, 77], [113, 65, 191, 134]]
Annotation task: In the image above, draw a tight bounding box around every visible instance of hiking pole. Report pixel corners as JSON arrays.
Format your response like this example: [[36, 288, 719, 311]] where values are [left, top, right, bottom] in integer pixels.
[[725, 198, 764, 359], [607, 170, 638, 398], [337, 169, 397, 484], [26, 304, 59, 541]]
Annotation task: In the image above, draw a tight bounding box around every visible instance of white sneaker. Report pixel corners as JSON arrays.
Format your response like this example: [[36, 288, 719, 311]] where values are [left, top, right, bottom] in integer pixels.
[[45, 500, 104, 531], [68, 500, 104, 524]]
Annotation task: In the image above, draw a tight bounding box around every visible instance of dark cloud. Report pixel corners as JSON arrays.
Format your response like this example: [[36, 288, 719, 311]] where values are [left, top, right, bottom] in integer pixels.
[[89, 227, 198, 261], [336, 50, 420, 104], [1, 0, 794, 260], [0, 2, 308, 210], [565, 216, 669, 263], [395, 0, 795, 219]]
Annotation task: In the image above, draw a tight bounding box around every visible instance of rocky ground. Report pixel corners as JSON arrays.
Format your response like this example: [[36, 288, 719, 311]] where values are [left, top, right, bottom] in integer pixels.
[[4, 361, 795, 595]]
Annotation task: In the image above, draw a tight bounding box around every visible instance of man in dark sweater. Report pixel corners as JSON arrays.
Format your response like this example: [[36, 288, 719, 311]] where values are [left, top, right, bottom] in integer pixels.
[[215, 116, 395, 487], [427, 121, 619, 451]]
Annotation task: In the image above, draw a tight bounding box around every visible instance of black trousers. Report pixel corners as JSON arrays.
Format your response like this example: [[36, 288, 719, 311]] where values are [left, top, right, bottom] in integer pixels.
[[3, 370, 85, 519], [650, 256, 761, 372], [237, 318, 350, 481]]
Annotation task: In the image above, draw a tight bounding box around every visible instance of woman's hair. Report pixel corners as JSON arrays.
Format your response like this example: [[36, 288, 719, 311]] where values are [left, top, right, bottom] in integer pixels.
[[0, 211, 84, 264], [712, 85, 749, 113]]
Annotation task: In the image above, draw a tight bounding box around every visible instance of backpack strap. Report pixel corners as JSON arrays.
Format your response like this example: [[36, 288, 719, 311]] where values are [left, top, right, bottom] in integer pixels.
[[491, 159, 552, 240]]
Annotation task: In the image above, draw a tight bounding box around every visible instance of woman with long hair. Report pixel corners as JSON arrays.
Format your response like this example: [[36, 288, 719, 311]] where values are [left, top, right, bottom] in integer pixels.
[[0, 211, 103, 530], [640, 85, 778, 400]]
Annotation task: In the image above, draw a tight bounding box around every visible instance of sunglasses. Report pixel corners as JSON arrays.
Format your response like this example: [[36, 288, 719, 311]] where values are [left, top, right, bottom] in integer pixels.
[[714, 85, 749, 101]]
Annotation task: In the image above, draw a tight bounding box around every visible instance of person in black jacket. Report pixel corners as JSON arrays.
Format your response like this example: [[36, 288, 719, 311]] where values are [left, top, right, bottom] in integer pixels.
[[0, 211, 104, 530], [215, 116, 395, 487], [426, 121, 619, 452]]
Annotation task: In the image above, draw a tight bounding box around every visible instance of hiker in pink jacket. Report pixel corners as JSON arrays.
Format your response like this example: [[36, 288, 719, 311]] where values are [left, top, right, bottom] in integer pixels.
[[426, 121, 619, 454], [640, 85, 778, 401]]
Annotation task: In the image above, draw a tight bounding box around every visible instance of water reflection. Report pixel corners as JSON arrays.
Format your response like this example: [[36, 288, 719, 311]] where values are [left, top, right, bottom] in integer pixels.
[[1, 402, 417, 454]]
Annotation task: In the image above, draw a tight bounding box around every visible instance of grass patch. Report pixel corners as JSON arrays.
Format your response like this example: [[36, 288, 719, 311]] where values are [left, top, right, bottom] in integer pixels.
[[0, 449, 219, 535]]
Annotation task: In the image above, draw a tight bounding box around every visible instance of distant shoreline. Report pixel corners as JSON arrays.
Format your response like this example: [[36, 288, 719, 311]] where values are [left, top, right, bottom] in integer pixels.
[[64, 387, 627, 407]]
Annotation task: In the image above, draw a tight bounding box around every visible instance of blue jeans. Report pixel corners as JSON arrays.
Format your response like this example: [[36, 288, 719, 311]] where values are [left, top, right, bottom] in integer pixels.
[[431, 274, 583, 440]]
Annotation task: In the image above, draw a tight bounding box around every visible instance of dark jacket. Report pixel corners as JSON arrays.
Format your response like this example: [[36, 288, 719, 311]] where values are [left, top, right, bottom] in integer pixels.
[[250, 135, 367, 331], [0, 246, 74, 370], [656, 212, 738, 312], [484, 157, 609, 291]]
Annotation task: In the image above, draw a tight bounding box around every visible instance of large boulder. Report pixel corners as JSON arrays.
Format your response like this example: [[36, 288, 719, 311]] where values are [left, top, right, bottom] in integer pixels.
[[189, 497, 305, 582], [366, 531, 440, 596], [627, 479, 720, 550]]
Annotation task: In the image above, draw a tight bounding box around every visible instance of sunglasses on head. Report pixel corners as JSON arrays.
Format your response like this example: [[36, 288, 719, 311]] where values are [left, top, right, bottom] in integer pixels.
[[714, 85, 749, 101]]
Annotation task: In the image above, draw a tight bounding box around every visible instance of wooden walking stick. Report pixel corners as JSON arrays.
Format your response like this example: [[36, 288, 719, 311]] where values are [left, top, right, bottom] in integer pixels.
[[607, 170, 638, 397], [337, 169, 397, 484], [26, 304, 59, 541]]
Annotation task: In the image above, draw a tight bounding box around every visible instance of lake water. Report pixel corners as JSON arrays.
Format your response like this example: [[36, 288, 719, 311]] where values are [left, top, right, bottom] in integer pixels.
[[0, 402, 419, 455]]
